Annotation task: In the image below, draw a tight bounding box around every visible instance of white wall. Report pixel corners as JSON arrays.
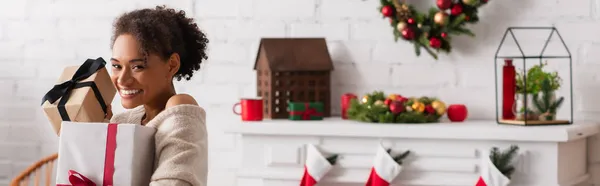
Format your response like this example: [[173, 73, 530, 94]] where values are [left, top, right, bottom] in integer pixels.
[[1, 0, 600, 185]]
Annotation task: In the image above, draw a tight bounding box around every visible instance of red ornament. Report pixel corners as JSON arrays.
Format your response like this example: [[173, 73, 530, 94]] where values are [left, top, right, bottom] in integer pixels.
[[407, 18, 415, 24], [425, 105, 436, 114], [381, 5, 394, 17], [465, 15, 471, 21], [389, 101, 405, 115], [401, 27, 416, 40], [436, 0, 452, 10], [441, 32, 448, 38], [447, 104, 468, 122], [397, 96, 409, 103], [384, 98, 393, 106], [451, 4, 463, 16], [429, 37, 442, 48]]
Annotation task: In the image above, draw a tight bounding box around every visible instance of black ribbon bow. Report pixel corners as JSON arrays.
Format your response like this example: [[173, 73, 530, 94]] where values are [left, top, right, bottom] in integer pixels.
[[41, 57, 109, 121]]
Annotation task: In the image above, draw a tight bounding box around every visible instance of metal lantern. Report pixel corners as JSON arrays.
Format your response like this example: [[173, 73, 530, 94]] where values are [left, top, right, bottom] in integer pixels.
[[494, 27, 573, 126]]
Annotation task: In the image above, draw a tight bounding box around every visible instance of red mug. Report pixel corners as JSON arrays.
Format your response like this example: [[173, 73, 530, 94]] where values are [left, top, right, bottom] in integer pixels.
[[233, 98, 263, 121]]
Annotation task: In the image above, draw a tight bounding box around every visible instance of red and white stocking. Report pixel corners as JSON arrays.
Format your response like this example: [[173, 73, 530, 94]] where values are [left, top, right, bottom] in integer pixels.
[[300, 144, 335, 186], [365, 144, 403, 186], [475, 150, 511, 186]]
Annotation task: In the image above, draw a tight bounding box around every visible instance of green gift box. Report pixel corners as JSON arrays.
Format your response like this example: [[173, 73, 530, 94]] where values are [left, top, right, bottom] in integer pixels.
[[288, 102, 324, 120]]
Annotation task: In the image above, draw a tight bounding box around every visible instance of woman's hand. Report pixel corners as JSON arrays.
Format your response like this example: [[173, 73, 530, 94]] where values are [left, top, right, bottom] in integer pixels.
[[104, 105, 113, 121]]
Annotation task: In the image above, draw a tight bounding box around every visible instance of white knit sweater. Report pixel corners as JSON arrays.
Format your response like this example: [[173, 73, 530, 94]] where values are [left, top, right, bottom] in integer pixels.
[[110, 104, 208, 186]]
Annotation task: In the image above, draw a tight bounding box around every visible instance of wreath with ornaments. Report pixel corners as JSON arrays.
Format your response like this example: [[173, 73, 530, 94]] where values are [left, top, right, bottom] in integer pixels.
[[378, 0, 489, 59], [346, 91, 447, 123]]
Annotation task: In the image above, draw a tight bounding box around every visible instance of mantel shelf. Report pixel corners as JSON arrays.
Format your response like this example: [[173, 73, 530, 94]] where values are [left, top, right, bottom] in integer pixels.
[[221, 117, 600, 142]]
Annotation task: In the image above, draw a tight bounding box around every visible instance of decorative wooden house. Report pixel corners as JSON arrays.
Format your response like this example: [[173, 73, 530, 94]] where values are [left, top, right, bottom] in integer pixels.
[[254, 38, 334, 119]]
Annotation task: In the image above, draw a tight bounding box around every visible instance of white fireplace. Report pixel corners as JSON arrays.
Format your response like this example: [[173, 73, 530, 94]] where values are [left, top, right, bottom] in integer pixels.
[[222, 118, 600, 186]]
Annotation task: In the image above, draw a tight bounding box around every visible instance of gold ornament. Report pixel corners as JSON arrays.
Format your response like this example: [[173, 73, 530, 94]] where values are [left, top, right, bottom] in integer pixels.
[[417, 23, 422, 28], [361, 95, 369, 104], [411, 101, 425, 113], [396, 22, 407, 32], [431, 100, 447, 115], [393, 0, 412, 21], [462, 0, 478, 6], [387, 94, 401, 101], [434, 12, 449, 25], [374, 100, 385, 106]]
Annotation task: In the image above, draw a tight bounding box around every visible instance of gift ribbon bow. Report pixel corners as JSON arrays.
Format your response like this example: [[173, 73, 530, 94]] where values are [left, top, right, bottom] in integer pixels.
[[291, 103, 323, 120], [55, 170, 97, 186], [40, 57, 108, 121]]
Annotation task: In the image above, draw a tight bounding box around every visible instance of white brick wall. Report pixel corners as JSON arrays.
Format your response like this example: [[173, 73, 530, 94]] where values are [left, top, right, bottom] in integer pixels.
[[1, 0, 600, 185]]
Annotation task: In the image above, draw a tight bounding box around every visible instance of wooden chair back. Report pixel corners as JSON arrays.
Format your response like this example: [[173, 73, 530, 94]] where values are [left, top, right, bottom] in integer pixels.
[[10, 153, 58, 186]]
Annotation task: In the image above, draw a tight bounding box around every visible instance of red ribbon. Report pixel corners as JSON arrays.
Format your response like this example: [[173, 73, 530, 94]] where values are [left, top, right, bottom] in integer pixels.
[[61, 170, 97, 186], [290, 103, 323, 120], [57, 123, 118, 186]]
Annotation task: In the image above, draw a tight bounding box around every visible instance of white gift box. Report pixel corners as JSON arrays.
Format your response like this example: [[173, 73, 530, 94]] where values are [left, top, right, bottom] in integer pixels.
[[55, 122, 156, 186]]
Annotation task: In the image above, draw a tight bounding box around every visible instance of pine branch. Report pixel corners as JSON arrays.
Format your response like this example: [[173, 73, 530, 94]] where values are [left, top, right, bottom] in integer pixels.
[[393, 150, 411, 164], [422, 44, 438, 60], [453, 27, 476, 37], [386, 149, 411, 165], [417, 36, 438, 59], [489, 145, 520, 179], [326, 154, 339, 165], [533, 94, 544, 113], [490, 147, 500, 165], [550, 97, 564, 114], [449, 14, 466, 28], [413, 41, 421, 56]]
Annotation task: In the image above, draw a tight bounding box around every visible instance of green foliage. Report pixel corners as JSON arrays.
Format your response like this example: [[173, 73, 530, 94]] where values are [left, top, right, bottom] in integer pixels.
[[489, 145, 519, 179], [516, 62, 561, 94], [326, 154, 339, 165], [378, 0, 489, 60], [346, 91, 443, 123], [386, 148, 411, 165], [533, 77, 565, 115]]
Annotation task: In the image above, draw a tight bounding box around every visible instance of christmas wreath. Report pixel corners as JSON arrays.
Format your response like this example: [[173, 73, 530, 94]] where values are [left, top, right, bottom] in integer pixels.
[[346, 91, 447, 123], [378, 0, 490, 59]]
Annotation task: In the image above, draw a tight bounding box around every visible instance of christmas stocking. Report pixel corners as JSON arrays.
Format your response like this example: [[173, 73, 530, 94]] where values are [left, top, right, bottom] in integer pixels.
[[300, 144, 338, 186], [365, 144, 410, 186], [475, 146, 520, 186]]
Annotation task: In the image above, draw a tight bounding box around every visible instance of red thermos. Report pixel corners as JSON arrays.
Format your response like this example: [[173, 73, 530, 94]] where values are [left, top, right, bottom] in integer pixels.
[[341, 93, 357, 119], [502, 59, 516, 120]]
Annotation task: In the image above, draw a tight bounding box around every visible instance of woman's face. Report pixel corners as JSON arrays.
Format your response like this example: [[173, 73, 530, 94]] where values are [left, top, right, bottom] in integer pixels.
[[110, 34, 173, 109]]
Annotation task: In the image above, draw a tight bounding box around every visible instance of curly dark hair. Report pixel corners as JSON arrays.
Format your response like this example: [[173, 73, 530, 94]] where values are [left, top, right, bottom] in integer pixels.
[[111, 5, 209, 81]]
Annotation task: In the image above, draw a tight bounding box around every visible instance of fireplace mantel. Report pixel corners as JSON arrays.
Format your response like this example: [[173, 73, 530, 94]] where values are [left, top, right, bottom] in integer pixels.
[[222, 118, 600, 186], [224, 118, 599, 142]]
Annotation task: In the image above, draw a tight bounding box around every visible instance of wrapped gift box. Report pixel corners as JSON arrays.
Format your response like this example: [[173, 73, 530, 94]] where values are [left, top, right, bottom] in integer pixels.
[[55, 121, 156, 186], [41, 57, 116, 135], [288, 102, 324, 120]]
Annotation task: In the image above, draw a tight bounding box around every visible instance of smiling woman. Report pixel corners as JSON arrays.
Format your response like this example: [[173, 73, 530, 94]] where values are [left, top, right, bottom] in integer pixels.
[[106, 5, 209, 186]]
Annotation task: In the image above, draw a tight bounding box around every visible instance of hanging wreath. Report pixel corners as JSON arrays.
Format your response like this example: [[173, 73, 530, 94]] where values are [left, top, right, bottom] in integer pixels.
[[378, 0, 490, 59]]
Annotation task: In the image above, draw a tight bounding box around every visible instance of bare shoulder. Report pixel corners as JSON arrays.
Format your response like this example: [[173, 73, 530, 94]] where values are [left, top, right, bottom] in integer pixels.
[[166, 94, 199, 109]]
